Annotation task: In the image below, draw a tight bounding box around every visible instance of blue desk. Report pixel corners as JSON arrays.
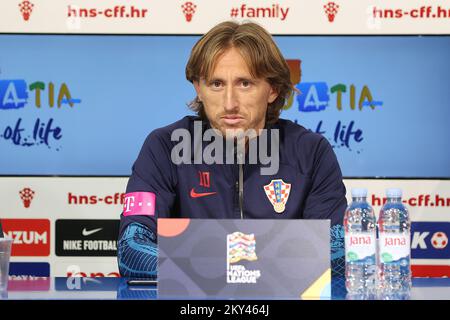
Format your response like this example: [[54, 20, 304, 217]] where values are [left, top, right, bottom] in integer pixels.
[[1, 277, 450, 300]]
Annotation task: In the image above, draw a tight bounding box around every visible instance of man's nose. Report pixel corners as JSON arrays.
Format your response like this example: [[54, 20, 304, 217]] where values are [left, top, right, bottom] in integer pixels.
[[223, 86, 239, 112]]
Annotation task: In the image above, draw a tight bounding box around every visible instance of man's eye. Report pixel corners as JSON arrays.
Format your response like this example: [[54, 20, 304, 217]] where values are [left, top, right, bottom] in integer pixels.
[[211, 81, 222, 88], [241, 81, 251, 87]]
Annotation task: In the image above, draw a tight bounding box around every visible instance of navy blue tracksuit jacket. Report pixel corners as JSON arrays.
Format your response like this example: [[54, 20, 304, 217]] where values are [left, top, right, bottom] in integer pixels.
[[117, 116, 347, 278]]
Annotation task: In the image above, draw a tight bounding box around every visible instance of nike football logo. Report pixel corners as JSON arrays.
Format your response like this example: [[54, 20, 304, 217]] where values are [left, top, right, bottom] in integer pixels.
[[190, 188, 217, 198], [82, 228, 103, 236]]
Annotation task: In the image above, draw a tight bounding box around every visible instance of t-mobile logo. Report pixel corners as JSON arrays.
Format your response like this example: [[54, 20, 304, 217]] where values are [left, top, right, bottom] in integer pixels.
[[123, 196, 135, 213], [123, 192, 155, 216]]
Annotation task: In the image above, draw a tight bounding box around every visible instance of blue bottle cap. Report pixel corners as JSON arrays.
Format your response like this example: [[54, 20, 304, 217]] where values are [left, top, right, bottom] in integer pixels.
[[386, 188, 402, 198], [351, 188, 368, 198]]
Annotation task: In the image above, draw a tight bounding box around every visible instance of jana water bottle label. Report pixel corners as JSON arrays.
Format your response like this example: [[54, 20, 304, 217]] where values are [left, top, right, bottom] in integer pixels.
[[345, 233, 376, 262], [379, 234, 410, 263]]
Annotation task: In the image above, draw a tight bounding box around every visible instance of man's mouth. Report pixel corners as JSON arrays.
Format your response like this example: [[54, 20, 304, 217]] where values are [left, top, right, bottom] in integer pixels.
[[221, 115, 244, 126]]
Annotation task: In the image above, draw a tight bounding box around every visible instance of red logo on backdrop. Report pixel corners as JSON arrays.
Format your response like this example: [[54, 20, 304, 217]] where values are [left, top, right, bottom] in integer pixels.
[[431, 232, 448, 249], [2, 219, 50, 256], [18, 0, 34, 21], [181, 2, 197, 22], [324, 2, 339, 22], [19, 188, 35, 208]]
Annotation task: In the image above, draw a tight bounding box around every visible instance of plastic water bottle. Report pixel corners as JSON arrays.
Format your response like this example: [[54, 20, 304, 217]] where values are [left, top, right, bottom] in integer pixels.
[[344, 188, 377, 296], [377, 188, 411, 298]]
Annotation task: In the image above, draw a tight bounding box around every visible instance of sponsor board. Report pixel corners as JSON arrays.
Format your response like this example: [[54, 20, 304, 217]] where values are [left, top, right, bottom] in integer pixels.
[[345, 179, 450, 277], [53, 261, 120, 279], [411, 265, 450, 278], [410, 222, 450, 277], [8, 262, 50, 291], [2, 219, 50, 256], [0, 177, 127, 219], [55, 277, 119, 291], [0, 1, 449, 34], [411, 222, 450, 258], [343, 179, 450, 221], [55, 219, 120, 256], [9, 261, 50, 277], [0, 177, 449, 277]]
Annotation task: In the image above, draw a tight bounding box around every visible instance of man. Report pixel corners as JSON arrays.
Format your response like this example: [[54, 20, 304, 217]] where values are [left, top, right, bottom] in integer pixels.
[[117, 21, 346, 279]]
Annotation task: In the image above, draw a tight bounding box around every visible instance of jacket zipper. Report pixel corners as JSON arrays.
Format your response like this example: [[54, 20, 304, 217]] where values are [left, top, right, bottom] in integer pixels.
[[237, 152, 244, 219]]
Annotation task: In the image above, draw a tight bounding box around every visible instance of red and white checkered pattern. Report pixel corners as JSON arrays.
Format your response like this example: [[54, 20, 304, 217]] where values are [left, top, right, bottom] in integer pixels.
[[324, 2, 339, 14], [264, 180, 291, 206]]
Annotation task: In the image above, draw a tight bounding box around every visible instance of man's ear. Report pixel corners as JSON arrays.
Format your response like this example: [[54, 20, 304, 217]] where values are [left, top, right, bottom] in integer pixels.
[[268, 86, 279, 104], [193, 80, 202, 101]]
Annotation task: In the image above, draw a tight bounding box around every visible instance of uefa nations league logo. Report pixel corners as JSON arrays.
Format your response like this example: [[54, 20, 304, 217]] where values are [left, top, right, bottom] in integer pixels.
[[226, 232, 261, 284]]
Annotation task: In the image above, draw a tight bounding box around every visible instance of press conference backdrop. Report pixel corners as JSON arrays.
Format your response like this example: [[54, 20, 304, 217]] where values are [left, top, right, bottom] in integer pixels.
[[0, 35, 450, 177], [1, 34, 450, 280], [1, 178, 449, 281]]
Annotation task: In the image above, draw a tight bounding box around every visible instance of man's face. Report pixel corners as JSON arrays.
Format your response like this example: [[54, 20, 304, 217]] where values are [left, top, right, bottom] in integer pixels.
[[194, 47, 278, 137]]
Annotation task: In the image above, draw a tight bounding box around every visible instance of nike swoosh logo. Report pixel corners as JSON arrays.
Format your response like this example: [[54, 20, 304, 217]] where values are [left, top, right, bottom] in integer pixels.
[[82, 228, 103, 236], [190, 188, 217, 198]]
